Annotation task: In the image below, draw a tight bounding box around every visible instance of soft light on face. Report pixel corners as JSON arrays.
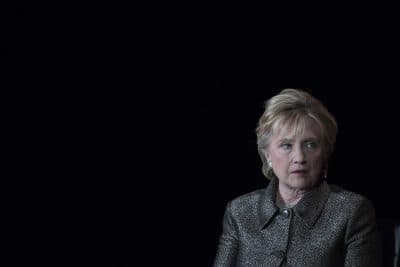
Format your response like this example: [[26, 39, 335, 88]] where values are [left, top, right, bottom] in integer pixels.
[[264, 117, 324, 190]]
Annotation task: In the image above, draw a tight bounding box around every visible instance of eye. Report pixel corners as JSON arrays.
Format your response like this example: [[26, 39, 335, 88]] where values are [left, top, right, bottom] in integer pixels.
[[280, 143, 292, 150], [305, 141, 318, 149]]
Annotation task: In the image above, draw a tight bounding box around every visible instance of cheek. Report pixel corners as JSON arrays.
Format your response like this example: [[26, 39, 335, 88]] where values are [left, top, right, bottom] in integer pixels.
[[272, 154, 290, 167], [309, 153, 324, 169]]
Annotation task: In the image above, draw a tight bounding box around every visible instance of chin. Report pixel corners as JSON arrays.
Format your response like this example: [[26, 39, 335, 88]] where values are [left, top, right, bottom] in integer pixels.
[[289, 176, 318, 190]]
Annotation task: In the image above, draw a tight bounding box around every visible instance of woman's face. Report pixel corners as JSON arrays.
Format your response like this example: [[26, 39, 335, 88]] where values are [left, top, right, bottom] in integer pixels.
[[264, 117, 324, 190]]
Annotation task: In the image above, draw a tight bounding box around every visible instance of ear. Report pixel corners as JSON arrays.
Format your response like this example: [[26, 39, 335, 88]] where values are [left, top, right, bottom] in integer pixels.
[[323, 161, 329, 173]]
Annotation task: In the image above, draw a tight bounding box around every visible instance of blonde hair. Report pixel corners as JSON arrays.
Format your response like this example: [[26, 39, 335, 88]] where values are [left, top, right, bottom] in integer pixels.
[[256, 89, 337, 179]]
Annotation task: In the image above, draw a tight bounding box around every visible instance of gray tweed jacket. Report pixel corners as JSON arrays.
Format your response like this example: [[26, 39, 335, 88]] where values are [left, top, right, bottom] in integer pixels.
[[213, 178, 382, 266]]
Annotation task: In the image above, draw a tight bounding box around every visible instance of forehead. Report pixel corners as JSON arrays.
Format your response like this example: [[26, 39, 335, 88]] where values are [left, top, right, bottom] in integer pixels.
[[272, 116, 322, 140]]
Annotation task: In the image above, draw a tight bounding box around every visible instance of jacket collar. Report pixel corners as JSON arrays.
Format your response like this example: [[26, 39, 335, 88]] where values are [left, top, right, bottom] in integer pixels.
[[294, 180, 330, 229], [259, 177, 279, 229], [259, 177, 330, 230]]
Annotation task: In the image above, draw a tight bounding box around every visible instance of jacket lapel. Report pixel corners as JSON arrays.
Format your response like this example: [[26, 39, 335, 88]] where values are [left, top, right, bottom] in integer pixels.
[[259, 178, 279, 230], [294, 181, 330, 229]]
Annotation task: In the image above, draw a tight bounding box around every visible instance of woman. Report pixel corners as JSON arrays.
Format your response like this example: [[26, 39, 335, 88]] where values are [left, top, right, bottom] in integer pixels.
[[213, 89, 382, 266]]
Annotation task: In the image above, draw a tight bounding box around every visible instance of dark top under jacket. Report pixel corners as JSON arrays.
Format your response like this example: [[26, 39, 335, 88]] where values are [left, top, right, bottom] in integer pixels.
[[213, 178, 382, 266]]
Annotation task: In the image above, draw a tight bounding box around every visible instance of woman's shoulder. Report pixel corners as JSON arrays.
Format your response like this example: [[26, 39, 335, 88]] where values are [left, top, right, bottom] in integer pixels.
[[327, 183, 375, 211], [228, 188, 267, 211]]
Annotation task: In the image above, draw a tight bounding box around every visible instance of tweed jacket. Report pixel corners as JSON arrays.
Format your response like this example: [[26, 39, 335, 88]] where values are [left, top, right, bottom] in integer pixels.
[[213, 178, 382, 266]]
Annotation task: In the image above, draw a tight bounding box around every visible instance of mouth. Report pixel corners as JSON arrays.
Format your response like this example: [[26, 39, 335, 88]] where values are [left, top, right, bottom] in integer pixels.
[[291, 170, 308, 174]]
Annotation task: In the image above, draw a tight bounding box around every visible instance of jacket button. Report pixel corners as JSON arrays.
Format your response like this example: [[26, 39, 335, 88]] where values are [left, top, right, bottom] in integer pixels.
[[281, 209, 290, 217]]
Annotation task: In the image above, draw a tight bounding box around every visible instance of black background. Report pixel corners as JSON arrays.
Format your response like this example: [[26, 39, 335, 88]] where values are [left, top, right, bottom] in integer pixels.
[[10, 3, 400, 266]]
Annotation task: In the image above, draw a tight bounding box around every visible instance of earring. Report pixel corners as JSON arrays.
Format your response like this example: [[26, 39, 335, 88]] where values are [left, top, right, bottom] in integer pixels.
[[268, 160, 272, 168]]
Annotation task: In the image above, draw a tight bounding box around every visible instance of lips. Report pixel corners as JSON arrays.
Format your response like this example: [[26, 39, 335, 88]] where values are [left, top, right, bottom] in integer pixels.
[[291, 170, 307, 173]]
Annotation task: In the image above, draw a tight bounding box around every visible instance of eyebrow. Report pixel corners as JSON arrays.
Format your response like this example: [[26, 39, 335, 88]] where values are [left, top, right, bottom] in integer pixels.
[[278, 137, 319, 142], [302, 137, 319, 142]]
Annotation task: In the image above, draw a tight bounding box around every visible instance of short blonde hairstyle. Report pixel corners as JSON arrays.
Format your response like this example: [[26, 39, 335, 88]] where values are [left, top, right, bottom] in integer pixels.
[[256, 89, 338, 179]]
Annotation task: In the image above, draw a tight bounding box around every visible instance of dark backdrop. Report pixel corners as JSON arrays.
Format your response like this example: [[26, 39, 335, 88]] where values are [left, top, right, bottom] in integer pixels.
[[10, 3, 400, 267]]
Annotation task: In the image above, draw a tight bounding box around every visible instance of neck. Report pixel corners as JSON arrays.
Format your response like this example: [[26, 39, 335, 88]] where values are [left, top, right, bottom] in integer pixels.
[[276, 182, 307, 208]]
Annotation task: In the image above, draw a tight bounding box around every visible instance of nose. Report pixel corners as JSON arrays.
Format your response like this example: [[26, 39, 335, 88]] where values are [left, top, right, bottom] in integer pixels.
[[293, 145, 306, 164]]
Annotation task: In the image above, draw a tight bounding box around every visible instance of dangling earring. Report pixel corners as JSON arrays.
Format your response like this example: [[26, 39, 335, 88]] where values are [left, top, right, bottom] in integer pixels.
[[323, 169, 328, 180], [268, 160, 272, 168]]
